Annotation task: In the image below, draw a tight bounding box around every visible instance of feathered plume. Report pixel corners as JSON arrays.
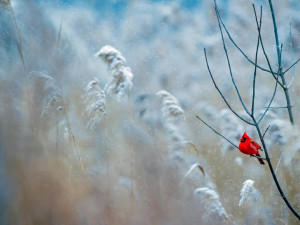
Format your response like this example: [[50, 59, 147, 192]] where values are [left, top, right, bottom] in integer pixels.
[[194, 187, 228, 220], [82, 78, 106, 129], [95, 45, 133, 99], [27, 71, 62, 118], [156, 90, 185, 124], [239, 180, 255, 206]]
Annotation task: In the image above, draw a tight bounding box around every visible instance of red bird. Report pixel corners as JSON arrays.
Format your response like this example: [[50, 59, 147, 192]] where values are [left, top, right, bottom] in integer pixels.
[[239, 132, 265, 165]]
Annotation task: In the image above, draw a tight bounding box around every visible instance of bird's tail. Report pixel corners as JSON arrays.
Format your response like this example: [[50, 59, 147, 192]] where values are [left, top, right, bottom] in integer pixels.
[[256, 153, 265, 165]]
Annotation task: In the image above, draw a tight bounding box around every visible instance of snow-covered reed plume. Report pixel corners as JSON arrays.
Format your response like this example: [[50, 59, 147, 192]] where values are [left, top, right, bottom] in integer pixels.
[[82, 78, 106, 129], [239, 180, 255, 206], [95, 45, 133, 99], [194, 187, 228, 220], [27, 71, 62, 117], [157, 90, 187, 150], [219, 109, 244, 155], [156, 90, 185, 124]]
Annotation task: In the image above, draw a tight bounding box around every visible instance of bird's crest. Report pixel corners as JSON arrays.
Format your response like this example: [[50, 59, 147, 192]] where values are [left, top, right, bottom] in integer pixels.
[[242, 132, 249, 139]]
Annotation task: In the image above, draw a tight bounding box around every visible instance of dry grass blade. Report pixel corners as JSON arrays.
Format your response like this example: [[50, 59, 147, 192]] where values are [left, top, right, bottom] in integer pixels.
[[1, 0, 25, 68], [186, 142, 199, 158], [183, 162, 205, 180], [56, 18, 63, 52]]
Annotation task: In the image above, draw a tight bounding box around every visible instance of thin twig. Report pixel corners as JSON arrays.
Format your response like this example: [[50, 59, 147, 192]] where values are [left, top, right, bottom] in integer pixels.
[[287, 23, 295, 89], [63, 105, 86, 176], [250, 155, 267, 160], [251, 6, 280, 124], [7, 0, 25, 69], [215, 1, 277, 75], [204, 49, 253, 125], [266, 106, 294, 109], [283, 57, 300, 74], [275, 149, 285, 175], [268, 0, 295, 126], [56, 17, 63, 54], [251, 4, 284, 88], [196, 115, 239, 150], [251, 6, 262, 116], [214, 1, 251, 116], [262, 125, 270, 139]]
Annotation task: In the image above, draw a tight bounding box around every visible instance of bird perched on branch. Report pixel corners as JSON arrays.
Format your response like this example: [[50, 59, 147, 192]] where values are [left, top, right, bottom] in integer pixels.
[[239, 132, 265, 165]]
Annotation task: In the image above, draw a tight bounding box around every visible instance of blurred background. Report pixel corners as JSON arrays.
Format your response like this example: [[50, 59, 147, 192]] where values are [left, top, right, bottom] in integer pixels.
[[0, 0, 300, 224]]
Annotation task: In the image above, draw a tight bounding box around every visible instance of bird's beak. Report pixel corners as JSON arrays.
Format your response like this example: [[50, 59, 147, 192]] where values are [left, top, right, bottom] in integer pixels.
[[240, 138, 243, 141]]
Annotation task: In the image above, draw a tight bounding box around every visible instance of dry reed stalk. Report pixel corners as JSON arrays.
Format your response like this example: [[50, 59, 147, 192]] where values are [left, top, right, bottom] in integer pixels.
[[27, 72, 86, 176], [96, 45, 135, 201], [239, 180, 262, 223], [1, 0, 25, 68]]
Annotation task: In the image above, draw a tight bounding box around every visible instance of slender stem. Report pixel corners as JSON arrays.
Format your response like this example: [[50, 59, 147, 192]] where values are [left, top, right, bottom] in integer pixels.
[[268, 0, 281, 65], [128, 91, 134, 199], [8, 0, 25, 69], [204, 49, 253, 125], [267, 106, 293, 109], [268, 0, 294, 125], [63, 106, 86, 176], [196, 116, 239, 150], [254, 194, 263, 224], [262, 125, 270, 139], [214, 1, 277, 75], [251, 6, 262, 116], [214, 1, 251, 116], [252, 5, 283, 88], [275, 149, 284, 175], [252, 5, 280, 124], [252, 117, 299, 220], [284, 57, 300, 74]]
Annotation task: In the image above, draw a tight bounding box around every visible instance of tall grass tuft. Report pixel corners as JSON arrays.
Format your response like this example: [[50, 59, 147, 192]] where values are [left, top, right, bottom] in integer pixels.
[[82, 77, 106, 130], [95, 45, 133, 99], [194, 187, 228, 221], [0, 0, 25, 68]]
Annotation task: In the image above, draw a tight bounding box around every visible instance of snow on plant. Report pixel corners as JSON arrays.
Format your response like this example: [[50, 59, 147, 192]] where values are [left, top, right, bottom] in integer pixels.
[[82, 77, 106, 129], [157, 90, 186, 147], [239, 180, 255, 206], [95, 45, 133, 99], [156, 90, 185, 124], [27, 71, 62, 118], [194, 187, 228, 220]]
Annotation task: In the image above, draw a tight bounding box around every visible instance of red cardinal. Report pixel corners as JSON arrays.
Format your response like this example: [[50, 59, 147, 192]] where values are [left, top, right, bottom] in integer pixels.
[[239, 132, 265, 165]]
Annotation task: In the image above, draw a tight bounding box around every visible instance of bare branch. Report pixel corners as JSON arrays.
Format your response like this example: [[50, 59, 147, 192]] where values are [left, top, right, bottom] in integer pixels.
[[251, 5, 262, 116], [262, 125, 270, 139], [196, 115, 239, 150], [268, 106, 293, 109], [214, 1, 279, 75], [204, 49, 254, 125], [214, 2, 251, 116], [283, 57, 300, 74]]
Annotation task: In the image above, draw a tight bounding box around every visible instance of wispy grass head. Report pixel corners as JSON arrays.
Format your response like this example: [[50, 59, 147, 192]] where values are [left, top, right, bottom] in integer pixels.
[[156, 90, 185, 124], [239, 179, 255, 206], [95, 45, 133, 99], [194, 187, 228, 220], [82, 77, 106, 129], [27, 71, 62, 118]]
